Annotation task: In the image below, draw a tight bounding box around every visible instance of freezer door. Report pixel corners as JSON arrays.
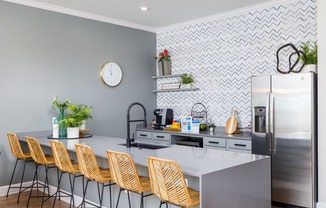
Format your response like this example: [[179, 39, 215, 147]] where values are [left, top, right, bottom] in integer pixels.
[[251, 75, 271, 155], [272, 73, 315, 207]]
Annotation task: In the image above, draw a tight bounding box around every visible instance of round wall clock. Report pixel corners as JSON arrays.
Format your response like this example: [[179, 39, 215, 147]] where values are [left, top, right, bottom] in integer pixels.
[[100, 62, 123, 87]]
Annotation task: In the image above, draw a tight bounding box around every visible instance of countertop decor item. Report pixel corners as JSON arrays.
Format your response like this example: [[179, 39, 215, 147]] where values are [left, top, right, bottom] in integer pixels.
[[100, 62, 123, 87], [225, 108, 238, 134], [58, 104, 93, 138], [181, 73, 194, 88], [155, 49, 171, 75], [208, 122, 216, 132], [191, 102, 207, 129], [52, 97, 71, 138], [299, 41, 317, 73]]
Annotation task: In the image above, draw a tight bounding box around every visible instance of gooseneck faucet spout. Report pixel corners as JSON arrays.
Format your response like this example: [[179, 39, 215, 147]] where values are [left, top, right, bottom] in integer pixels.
[[127, 102, 147, 148]]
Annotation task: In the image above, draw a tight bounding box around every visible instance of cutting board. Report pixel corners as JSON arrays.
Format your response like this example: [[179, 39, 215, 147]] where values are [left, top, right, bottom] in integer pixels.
[[225, 109, 238, 134]]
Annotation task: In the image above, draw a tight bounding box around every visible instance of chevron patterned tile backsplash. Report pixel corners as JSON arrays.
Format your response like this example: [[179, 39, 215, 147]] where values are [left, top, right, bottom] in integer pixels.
[[156, 0, 317, 127]]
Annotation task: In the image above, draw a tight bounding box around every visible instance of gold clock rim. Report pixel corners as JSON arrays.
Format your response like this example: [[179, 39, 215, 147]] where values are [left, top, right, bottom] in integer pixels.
[[100, 61, 123, 87]]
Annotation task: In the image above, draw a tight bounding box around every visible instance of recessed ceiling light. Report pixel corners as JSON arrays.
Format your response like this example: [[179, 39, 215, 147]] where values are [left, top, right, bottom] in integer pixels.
[[139, 7, 149, 11]]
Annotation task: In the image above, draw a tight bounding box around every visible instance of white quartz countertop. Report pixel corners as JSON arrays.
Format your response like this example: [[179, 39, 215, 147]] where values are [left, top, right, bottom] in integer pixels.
[[17, 131, 268, 177]]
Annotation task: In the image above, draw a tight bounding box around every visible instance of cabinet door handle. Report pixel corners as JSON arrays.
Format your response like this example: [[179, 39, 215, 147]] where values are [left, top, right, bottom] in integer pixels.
[[209, 141, 220, 144], [156, 136, 165, 139], [140, 134, 148, 137], [234, 144, 246, 147]]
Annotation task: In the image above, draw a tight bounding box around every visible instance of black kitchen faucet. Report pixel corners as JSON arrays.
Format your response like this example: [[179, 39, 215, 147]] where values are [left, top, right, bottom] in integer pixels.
[[126, 102, 147, 148]]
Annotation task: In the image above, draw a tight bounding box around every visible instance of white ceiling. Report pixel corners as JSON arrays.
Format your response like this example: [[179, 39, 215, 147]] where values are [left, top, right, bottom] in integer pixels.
[[5, 0, 277, 32]]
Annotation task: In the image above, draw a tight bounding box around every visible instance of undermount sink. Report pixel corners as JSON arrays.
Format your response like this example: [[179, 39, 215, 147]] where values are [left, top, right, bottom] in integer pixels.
[[119, 143, 169, 150]]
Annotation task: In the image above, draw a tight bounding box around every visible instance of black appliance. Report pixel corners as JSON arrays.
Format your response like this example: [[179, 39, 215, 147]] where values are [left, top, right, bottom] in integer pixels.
[[153, 108, 173, 129]]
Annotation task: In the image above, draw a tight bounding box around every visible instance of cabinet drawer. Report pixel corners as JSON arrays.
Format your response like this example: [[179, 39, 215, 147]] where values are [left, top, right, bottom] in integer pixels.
[[228, 139, 251, 151], [152, 133, 170, 142], [204, 145, 226, 151], [136, 131, 152, 140], [203, 137, 226, 148]]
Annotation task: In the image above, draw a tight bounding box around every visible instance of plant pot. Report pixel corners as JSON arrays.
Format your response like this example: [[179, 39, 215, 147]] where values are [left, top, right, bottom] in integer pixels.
[[67, 127, 79, 138], [163, 60, 171, 75], [302, 64, 317, 73], [209, 127, 215, 132], [157, 61, 164, 76], [183, 83, 192, 89]]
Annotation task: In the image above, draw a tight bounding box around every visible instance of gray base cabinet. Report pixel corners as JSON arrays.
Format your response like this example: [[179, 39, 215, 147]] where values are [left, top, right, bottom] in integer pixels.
[[136, 130, 251, 153], [136, 131, 171, 145], [204, 137, 251, 153]]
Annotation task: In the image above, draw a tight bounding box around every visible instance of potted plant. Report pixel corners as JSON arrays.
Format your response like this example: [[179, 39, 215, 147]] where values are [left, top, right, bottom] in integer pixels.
[[59, 104, 92, 138], [52, 97, 71, 137], [299, 41, 317, 73], [208, 122, 216, 132], [69, 104, 93, 130], [155, 49, 171, 75], [181, 73, 194, 88]]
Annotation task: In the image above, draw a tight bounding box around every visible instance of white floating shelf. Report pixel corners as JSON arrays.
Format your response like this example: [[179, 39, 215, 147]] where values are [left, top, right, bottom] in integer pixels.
[[152, 74, 182, 79], [153, 88, 200, 93]]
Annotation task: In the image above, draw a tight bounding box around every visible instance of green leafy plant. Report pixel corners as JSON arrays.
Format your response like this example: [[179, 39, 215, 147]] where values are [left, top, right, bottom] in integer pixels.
[[59, 104, 93, 128], [181, 73, 194, 84], [52, 97, 71, 110], [300, 41, 317, 64]]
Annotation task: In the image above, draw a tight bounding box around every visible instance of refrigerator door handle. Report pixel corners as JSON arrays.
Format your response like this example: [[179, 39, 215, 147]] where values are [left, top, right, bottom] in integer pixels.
[[270, 93, 275, 152], [266, 93, 271, 152]]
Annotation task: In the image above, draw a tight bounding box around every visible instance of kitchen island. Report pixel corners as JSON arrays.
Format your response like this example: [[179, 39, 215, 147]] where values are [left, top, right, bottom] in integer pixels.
[[16, 131, 271, 208]]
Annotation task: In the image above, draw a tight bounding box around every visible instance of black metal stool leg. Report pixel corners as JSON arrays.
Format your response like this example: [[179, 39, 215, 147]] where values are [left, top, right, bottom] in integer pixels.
[[68, 174, 74, 207], [52, 171, 63, 208], [27, 163, 38, 207], [127, 191, 131, 208], [6, 158, 19, 197], [100, 183, 105, 207], [41, 166, 49, 208], [17, 159, 27, 203], [140, 192, 144, 208], [109, 181, 112, 208], [116, 188, 122, 208]]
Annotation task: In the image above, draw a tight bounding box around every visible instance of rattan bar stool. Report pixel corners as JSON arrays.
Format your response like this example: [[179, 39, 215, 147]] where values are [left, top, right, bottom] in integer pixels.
[[106, 150, 152, 208], [147, 157, 200, 208], [50, 140, 84, 208], [25, 136, 58, 208], [75, 144, 114, 208], [6, 133, 34, 203]]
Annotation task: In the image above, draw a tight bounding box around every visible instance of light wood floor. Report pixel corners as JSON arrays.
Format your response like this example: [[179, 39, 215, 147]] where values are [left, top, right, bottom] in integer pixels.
[[0, 191, 72, 208], [0, 191, 287, 208]]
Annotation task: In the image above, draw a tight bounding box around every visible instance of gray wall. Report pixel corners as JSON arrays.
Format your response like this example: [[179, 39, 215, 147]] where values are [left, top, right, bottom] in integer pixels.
[[0, 1, 156, 186]]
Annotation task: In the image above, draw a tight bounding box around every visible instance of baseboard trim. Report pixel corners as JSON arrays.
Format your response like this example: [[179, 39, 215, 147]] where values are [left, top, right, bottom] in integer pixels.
[[0, 181, 33, 196], [317, 202, 326, 208], [1, 181, 105, 208]]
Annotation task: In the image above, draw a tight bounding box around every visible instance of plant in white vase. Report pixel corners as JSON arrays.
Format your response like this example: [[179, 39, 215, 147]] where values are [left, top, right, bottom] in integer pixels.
[[181, 73, 194, 88], [59, 104, 92, 138], [299, 41, 317, 73]]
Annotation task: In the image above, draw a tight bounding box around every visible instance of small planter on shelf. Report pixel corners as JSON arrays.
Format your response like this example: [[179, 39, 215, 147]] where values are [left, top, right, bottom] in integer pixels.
[[299, 41, 317, 73], [181, 73, 194, 88], [156, 49, 172, 76]]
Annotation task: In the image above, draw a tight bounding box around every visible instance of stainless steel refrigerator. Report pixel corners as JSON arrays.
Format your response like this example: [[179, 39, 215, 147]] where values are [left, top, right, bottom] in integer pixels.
[[251, 73, 317, 208]]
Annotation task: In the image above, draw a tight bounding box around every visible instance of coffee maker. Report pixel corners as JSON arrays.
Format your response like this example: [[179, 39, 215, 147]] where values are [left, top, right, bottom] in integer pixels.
[[153, 108, 173, 129]]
